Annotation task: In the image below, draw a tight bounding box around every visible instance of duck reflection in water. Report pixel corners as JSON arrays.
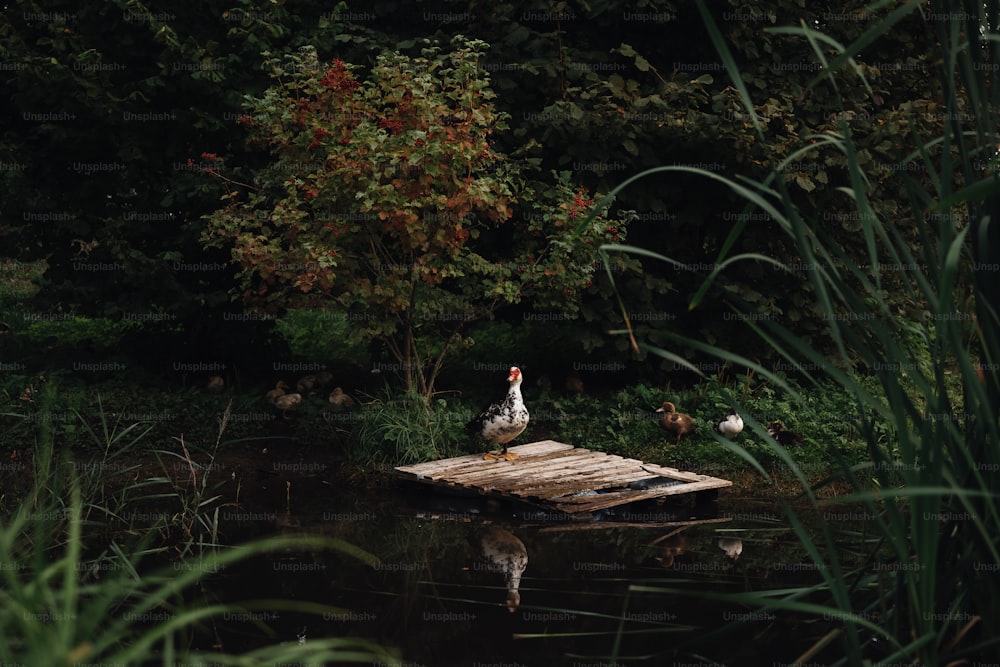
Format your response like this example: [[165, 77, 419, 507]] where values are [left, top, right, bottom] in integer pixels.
[[651, 531, 693, 568], [718, 537, 743, 561], [476, 526, 528, 612]]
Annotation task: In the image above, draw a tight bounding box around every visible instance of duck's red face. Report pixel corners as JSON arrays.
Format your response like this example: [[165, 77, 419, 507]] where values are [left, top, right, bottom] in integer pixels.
[[508, 367, 521, 382]]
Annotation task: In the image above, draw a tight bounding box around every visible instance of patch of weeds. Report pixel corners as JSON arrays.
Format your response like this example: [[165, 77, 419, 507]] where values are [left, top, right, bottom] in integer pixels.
[[275, 308, 366, 363], [524, 374, 873, 483], [351, 390, 467, 467], [19, 316, 142, 352]]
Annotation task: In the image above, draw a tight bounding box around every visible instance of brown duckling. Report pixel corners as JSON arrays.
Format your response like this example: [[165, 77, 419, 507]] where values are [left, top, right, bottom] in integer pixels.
[[656, 401, 695, 445], [272, 392, 303, 419], [264, 380, 290, 403], [296, 374, 317, 394], [205, 375, 225, 393], [327, 387, 356, 408]]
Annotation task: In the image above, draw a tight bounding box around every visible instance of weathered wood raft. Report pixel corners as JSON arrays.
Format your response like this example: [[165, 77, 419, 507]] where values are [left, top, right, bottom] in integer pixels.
[[394, 440, 732, 516]]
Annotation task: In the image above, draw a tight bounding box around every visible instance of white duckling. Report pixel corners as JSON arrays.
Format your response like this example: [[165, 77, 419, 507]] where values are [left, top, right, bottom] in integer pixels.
[[716, 408, 744, 440]]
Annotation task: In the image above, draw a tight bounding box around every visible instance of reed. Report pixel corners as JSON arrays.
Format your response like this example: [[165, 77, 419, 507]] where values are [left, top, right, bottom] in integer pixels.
[[0, 386, 400, 665], [577, 1, 1000, 663]]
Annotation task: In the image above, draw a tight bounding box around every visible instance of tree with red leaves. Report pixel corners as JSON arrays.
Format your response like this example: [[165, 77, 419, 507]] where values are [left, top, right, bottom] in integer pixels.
[[202, 37, 630, 399]]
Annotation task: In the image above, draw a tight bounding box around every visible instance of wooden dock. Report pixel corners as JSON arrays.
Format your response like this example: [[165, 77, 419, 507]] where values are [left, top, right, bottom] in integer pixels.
[[394, 440, 732, 517]]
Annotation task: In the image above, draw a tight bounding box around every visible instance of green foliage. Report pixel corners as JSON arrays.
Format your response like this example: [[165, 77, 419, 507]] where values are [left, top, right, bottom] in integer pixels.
[[588, 1, 1000, 663], [0, 381, 399, 665], [0, 373, 84, 472], [18, 316, 141, 351], [202, 36, 630, 399], [274, 308, 366, 362], [533, 383, 656, 455], [0, 489, 396, 664], [535, 374, 870, 478], [0, 0, 967, 378], [351, 390, 466, 466], [0, 259, 43, 303], [0, 1, 277, 318]]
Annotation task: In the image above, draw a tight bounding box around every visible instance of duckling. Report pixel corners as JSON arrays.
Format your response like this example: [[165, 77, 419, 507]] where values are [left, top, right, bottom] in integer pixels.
[[273, 392, 303, 419], [205, 375, 225, 393], [716, 408, 744, 440], [656, 401, 696, 445], [296, 374, 317, 394], [327, 387, 356, 408], [767, 420, 803, 446], [314, 370, 334, 388], [264, 380, 290, 403]]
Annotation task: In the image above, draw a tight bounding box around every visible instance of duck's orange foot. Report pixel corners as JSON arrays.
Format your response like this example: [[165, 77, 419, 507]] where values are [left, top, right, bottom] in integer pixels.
[[483, 452, 502, 461], [502, 452, 519, 461]]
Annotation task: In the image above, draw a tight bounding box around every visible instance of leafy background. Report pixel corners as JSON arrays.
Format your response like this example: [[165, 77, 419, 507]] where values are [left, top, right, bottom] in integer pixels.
[[0, 0, 958, 391]]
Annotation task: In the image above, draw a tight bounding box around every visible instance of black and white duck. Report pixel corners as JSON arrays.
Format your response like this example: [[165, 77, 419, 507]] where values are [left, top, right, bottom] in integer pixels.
[[468, 367, 529, 461]]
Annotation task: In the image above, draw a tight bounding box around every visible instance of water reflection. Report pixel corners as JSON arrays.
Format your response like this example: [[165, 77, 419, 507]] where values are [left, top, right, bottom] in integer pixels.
[[201, 465, 872, 665], [475, 525, 528, 612], [650, 530, 694, 568], [718, 537, 743, 560]]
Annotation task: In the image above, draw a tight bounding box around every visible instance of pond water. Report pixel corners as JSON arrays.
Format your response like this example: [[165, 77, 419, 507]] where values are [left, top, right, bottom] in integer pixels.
[[161, 444, 870, 666]]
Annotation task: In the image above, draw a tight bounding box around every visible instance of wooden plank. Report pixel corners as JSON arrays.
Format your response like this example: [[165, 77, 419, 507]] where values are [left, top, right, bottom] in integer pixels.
[[474, 454, 635, 491], [441, 455, 623, 490], [393, 440, 732, 515], [549, 478, 733, 513], [504, 440, 577, 456], [394, 441, 574, 478], [442, 448, 602, 484], [534, 517, 733, 532], [512, 469, 668, 497], [560, 475, 731, 504], [639, 462, 717, 483]]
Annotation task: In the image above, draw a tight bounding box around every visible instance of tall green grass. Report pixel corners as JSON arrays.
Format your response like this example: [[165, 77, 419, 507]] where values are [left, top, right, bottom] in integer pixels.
[[0, 485, 396, 665], [0, 379, 401, 665], [352, 389, 466, 466], [578, 1, 1000, 663]]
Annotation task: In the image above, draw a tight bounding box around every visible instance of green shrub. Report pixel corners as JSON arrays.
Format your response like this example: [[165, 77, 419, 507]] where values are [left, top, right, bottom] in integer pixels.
[[275, 308, 367, 362], [0, 383, 400, 665], [19, 316, 140, 351], [584, 2, 1000, 662], [351, 390, 467, 467]]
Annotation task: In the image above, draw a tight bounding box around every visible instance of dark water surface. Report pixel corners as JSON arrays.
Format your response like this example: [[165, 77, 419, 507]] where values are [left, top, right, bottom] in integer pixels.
[[177, 445, 864, 666]]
